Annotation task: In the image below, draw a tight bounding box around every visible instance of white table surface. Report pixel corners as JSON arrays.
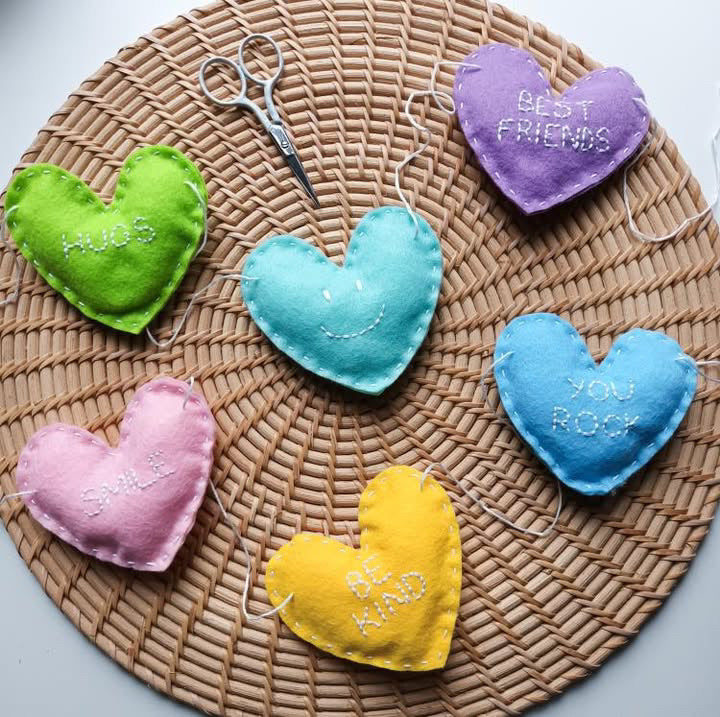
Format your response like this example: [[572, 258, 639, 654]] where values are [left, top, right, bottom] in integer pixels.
[[1, 1, 718, 715]]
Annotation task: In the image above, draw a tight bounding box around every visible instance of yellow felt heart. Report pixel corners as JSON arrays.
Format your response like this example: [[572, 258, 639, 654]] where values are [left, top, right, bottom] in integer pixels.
[[266, 465, 461, 671]]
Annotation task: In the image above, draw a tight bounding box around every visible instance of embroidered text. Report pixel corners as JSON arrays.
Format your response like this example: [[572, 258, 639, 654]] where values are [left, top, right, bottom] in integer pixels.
[[347, 554, 427, 637], [81, 450, 176, 517], [551, 377, 639, 438], [62, 217, 157, 260], [496, 90, 610, 153]]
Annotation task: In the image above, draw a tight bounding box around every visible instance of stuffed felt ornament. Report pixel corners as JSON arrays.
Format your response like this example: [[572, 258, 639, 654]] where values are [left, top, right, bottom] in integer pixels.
[[493, 313, 697, 495], [4, 145, 206, 333], [266, 465, 461, 671], [15, 377, 214, 571], [454, 44, 650, 214], [242, 206, 443, 395]]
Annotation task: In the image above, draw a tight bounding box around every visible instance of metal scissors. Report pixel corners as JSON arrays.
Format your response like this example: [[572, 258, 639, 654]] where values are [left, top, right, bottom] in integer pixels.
[[199, 33, 319, 205]]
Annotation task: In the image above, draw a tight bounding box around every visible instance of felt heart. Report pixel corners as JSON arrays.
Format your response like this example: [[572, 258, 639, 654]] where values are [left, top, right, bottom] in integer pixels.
[[266, 465, 461, 671], [242, 207, 443, 395], [5, 146, 206, 333], [16, 377, 214, 571], [454, 44, 650, 214], [494, 314, 697, 495]]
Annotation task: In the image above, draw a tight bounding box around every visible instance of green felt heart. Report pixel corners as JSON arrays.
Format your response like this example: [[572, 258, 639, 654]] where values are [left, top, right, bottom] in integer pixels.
[[4, 145, 206, 334]]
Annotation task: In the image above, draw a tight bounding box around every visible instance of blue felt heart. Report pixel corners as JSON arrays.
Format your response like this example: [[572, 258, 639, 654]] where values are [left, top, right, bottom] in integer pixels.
[[242, 207, 443, 394], [494, 313, 697, 495]]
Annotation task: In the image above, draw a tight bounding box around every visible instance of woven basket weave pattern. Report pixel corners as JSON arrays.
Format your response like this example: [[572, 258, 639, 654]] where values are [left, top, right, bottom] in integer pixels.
[[1, 1, 719, 715]]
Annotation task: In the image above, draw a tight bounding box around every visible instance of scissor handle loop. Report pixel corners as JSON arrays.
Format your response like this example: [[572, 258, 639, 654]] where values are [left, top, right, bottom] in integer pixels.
[[237, 33, 284, 89], [198, 56, 248, 107]]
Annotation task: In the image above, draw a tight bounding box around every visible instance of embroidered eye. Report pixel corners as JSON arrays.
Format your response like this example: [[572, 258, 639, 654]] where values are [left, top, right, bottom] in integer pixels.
[[322, 289, 331, 302], [355, 280, 363, 291]]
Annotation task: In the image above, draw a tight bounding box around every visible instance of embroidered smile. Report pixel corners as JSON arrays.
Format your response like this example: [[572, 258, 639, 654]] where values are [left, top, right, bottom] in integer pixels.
[[320, 303, 385, 340]]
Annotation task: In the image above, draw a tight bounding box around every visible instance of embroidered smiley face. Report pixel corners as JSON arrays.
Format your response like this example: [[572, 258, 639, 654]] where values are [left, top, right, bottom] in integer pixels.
[[318, 278, 385, 340], [242, 207, 443, 394]]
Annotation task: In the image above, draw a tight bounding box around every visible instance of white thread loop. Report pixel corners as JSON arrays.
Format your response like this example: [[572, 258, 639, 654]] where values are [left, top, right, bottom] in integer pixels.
[[395, 90, 440, 239], [677, 355, 720, 385], [184, 180, 209, 259], [0, 490, 36, 507], [479, 351, 513, 406], [395, 61, 482, 238], [146, 273, 257, 349], [208, 481, 293, 621], [146, 182, 257, 349], [182, 376, 195, 408], [421, 462, 561, 538], [0, 207, 23, 307], [623, 93, 720, 243], [696, 359, 720, 385]]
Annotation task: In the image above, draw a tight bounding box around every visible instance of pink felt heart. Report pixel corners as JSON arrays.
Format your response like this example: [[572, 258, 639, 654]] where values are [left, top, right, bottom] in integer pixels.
[[16, 377, 214, 571], [454, 44, 650, 213]]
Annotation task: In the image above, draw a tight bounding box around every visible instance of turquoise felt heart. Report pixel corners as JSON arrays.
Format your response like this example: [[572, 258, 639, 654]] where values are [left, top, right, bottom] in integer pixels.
[[242, 207, 443, 394], [494, 313, 697, 495]]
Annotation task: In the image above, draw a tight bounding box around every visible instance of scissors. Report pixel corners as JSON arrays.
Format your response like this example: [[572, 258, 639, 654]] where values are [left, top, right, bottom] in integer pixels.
[[199, 33, 319, 206]]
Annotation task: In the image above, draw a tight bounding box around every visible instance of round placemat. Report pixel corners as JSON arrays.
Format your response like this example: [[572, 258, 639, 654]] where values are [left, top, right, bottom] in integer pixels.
[[1, 1, 719, 715]]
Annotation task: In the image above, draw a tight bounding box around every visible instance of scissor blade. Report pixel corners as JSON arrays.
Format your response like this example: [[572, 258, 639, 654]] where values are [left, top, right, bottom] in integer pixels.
[[266, 121, 320, 206], [285, 152, 320, 206]]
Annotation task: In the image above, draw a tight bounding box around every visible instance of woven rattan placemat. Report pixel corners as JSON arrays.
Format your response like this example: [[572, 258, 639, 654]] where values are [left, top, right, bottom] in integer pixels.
[[1, 1, 719, 715]]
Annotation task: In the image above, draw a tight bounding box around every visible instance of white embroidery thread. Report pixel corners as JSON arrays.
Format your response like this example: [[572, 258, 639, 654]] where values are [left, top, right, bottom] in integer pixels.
[[320, 303, 385, 340], [498, 90, 610, 153], [346, 571, 372, 599], [81, 449, 175, 517], [552, 377, 640, 438], [346, 555, 427, 637], [62, 217, 157, 260]]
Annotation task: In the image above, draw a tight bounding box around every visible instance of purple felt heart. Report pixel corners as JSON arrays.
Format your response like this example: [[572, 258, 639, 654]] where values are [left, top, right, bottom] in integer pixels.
[[454, 44, 650, 214]]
